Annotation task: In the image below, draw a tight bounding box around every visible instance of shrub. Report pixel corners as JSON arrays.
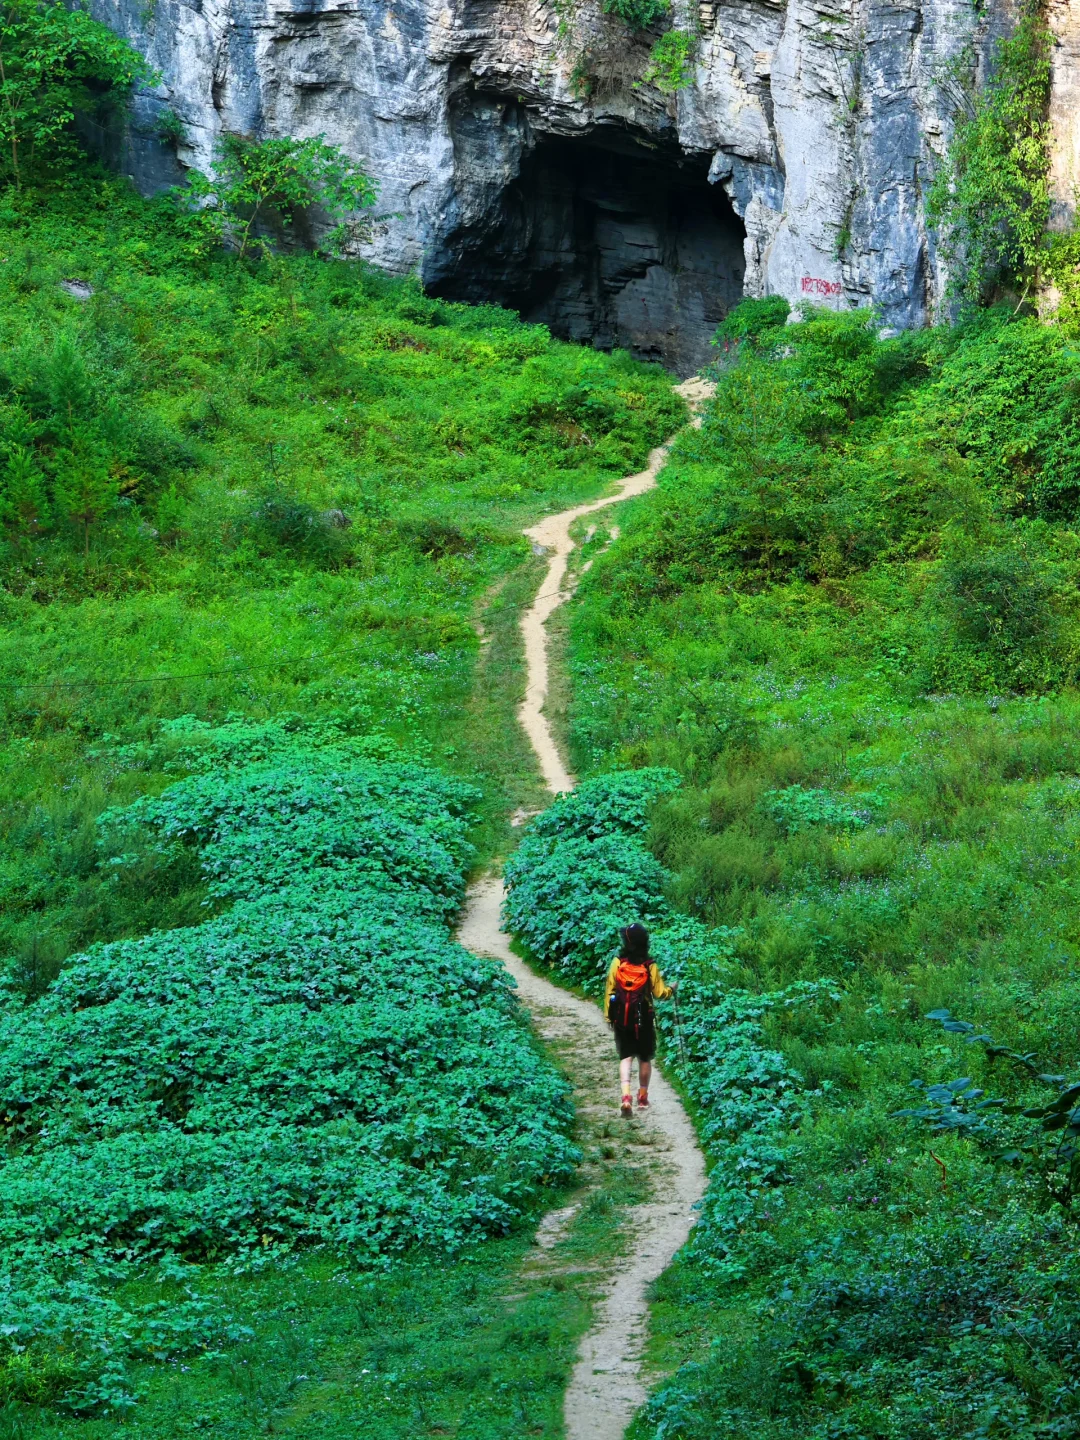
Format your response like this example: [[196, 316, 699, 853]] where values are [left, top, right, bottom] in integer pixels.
[[505, 830, 671, 986], [928, 11, 1053, 302], [502, 769, 752, 993], [0, 326, 192, 558], [643, 31, 697, 92], [933, 540, 1066, 690], [244, 487, 351, 565], [525, 768, 681, 842], [176, 133, 378, 260], [600, 0, 669, 28], [712, 295, 791, 355], [0, 719, 576, 1412], [0, 0, 151, 186], [942, 544, 1056, 650]]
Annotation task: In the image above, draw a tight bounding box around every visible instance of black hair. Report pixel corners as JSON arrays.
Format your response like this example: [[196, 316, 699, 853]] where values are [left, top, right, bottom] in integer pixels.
[[619, 923, 650, 963]]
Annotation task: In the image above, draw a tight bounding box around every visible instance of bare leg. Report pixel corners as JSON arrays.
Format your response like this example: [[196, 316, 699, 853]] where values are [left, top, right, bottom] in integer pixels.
[[619, 1056, 634, 1098], [638, 1059, 652, 1094]]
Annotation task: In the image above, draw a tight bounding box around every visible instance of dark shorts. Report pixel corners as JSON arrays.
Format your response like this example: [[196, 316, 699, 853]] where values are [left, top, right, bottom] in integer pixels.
[[612, 1015, 656, 1062]]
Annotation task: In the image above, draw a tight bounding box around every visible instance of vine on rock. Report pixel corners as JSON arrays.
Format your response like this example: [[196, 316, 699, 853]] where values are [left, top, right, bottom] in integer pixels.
[[600, 0, 669, 29], [928, 8, 1053, 304]]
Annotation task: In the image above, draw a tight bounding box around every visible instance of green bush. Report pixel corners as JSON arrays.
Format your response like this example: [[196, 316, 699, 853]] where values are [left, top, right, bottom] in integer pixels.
[[928, 11, 1053, 302], [600, 0, 669, 28], [504, 769, 735, 991], [0, 0, 150, 186], [242, 486, 351, 565], [0, 718, 576, 1413], [938, 541, 1061, 684], [711, 295, 791, 356], [643, 31, 697, 92], [176, 133, 378, 261]]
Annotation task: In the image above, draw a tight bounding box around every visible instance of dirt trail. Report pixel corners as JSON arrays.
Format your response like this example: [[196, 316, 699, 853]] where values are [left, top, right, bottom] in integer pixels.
[[458, 376, 714, 1440], [519, 375, 715, 794]]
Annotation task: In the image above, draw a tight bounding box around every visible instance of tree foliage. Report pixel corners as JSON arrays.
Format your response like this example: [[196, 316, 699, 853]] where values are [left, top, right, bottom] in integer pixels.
[[0, 0, 150, 186], [179, 133, 378, 260], [599, 0, 669, 30]]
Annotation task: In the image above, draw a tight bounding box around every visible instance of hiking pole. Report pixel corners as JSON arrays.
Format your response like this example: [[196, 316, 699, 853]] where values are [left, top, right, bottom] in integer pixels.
[[671, 982, 688, 1068]]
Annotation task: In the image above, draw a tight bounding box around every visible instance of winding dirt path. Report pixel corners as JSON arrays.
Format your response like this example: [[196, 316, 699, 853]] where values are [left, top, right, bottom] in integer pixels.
[[459, 376, 713, 1440], [519, 375, 715, 794]]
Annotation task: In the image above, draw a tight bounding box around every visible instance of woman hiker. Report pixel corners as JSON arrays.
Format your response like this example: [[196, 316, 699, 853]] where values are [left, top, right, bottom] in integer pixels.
[[604, 923, 674, 1117]]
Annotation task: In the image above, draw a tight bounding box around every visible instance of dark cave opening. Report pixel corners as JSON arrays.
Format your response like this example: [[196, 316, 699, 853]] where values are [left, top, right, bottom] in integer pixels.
[[425, 102, 746, 376]]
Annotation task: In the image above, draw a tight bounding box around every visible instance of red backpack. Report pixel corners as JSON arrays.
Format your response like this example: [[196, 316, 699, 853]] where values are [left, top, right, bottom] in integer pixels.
[[610, 959, 653, 1029]]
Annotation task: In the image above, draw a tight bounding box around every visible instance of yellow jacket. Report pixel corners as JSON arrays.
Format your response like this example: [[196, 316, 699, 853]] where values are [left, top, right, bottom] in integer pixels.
[[603, 959, 672, 1022]]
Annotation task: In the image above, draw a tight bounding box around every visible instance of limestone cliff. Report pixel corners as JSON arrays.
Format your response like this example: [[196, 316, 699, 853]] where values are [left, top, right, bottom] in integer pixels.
[[89, 0, 1077, 373]]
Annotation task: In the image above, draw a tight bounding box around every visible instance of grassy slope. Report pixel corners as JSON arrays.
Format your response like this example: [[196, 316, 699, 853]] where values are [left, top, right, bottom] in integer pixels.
[[0, 176, 683, 1435], [566, 307, 1080, 1439], [33, 1166, 645, 1440], [0, 174, 682, 989]]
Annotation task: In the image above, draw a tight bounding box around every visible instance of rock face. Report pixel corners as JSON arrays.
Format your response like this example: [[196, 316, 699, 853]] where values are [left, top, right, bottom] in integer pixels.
[[90, 0, 1060, 374]]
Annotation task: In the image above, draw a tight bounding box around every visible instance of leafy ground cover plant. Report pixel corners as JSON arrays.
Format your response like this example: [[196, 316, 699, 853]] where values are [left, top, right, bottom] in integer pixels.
[[0, 717, 577, 1415], [504, 769, 686, 987]]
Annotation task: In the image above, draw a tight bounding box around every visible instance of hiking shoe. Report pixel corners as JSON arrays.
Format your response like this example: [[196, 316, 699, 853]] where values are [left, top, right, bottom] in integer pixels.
[[637, 1089, 650, 1111], [620, 1095, 633, 1118]]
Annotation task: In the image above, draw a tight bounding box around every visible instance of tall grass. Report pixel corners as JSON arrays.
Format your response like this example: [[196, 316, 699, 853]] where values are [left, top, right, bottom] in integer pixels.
[[567, 302, 1080, 1439]]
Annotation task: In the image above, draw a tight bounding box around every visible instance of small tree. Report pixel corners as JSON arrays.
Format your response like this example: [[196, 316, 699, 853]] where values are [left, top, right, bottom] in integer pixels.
[[0, 443, 48, 540], [0, 0, 151, 187], [53, 447, 116, 556], [180, 133, 378, 261]]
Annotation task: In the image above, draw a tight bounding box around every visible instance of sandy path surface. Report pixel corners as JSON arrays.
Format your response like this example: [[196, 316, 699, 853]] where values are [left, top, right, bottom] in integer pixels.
[[459, 376, 713, 1440], [519, 375, 715, 794]]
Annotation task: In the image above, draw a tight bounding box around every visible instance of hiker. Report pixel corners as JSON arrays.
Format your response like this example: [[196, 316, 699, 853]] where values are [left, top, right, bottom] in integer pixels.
[[604, 923, 673, 1117]]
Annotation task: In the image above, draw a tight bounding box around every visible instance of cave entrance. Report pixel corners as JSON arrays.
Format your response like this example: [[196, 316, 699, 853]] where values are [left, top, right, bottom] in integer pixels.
[[426, 110, 746, 377]]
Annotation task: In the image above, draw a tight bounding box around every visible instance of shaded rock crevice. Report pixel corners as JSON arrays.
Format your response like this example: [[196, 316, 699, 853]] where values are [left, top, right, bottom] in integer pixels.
[[426, 97, 746, 374]]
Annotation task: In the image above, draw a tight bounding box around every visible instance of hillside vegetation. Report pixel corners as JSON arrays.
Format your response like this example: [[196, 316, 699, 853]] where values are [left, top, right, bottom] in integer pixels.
[[6, 0, 1080, 1434], [546, 299, 1080, 1438], [0, 175, 680, 990], [0, 167, 681, 1431]]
